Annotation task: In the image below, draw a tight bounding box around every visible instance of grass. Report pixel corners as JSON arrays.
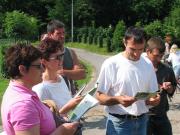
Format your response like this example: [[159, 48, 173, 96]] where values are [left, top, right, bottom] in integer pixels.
[[66, 42, 117, 56], [0, 76, 8, 102], [76, 60, 93, 88]]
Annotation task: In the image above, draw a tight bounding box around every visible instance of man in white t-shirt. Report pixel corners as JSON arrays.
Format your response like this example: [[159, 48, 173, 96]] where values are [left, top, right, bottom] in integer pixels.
[[96, 27, 160, 135]]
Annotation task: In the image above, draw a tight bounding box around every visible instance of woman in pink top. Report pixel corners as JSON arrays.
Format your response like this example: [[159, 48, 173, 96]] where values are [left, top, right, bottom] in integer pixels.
[[1, 43, 79, 135]]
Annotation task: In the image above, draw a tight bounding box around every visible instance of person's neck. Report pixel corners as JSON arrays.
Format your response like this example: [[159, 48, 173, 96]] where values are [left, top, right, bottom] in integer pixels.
[[43, 70, 59, 83], [14, 79, 33, 90]]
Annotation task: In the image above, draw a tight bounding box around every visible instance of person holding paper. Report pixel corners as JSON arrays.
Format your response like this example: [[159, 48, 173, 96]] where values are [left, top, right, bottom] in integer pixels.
[[96, 26, 160, 135], [145, 37, 177, 135], [33, 38, 82, 115], [1, 43, 79, 135]]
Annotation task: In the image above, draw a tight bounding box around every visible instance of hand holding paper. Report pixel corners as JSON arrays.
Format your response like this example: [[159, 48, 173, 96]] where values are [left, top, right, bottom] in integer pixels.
[[68, 94, 99, 121], [134, 92, 157, 100]]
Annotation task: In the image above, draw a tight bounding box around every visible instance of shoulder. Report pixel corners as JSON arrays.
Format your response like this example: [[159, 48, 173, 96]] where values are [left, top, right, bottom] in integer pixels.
[[32, 83, 45, 92]]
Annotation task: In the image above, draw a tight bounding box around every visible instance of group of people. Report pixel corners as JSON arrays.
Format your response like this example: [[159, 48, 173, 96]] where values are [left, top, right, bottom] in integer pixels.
[[96, 27, 177, 135], [1, 20, 179, 135], [1, 20, 85, 135]]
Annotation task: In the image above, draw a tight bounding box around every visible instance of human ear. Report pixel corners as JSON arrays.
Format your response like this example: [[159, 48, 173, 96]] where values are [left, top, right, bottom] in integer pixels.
[[18, 65, 27, 76], [123, 38, 127, 48]]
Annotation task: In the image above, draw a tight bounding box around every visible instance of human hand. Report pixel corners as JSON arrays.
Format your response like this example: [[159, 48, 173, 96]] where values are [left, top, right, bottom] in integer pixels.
[[160, 82, 172, 91], [57, 69, 65, 76], [58, 122, 80, 135], [145, 94, 160, 106], [118, 95, 136, 107], [69, 96, 83, 107]]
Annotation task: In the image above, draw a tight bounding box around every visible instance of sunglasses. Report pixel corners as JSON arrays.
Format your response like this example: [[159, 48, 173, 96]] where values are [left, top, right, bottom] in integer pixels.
[[30, 63, 44, 70], [49, 53, 64, 61]]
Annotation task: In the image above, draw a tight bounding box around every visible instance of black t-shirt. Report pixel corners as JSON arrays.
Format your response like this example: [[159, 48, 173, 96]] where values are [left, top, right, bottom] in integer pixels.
[[149, 62, 177, 116]]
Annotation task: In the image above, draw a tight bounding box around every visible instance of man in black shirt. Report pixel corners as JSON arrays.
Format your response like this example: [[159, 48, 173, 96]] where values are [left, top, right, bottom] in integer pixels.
[[145, 37, 177, 135]]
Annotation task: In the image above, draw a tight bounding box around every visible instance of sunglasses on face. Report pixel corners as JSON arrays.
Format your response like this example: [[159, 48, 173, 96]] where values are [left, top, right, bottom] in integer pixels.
[[49, 53, 64, 61], [30, 63, 44, 70]]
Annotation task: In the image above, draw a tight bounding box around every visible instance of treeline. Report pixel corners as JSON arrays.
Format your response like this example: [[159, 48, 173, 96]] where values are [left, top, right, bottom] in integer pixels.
[[0, 0, 180, 51]]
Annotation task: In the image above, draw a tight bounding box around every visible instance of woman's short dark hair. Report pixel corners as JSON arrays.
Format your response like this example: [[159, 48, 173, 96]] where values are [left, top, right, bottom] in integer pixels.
[[38, 38, 63, 60], [5, 43, 42, 79]]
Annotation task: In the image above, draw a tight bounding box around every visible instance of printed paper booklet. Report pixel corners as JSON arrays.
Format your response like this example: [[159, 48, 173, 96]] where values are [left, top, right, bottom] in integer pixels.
[[68, 94, 99, 121], [134, 92, 157, 100]]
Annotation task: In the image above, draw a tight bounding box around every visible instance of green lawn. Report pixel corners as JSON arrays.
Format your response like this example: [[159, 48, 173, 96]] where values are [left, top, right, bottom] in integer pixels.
[[0, 77, 9, 101], [66, 42, 117, 56]]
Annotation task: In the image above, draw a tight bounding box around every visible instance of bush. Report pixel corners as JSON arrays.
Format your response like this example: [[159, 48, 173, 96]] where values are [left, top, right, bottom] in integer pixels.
[[164, 7, 180, 38], [3, 10, 38, 41], [0, 44, 11, 79], [112, 20, 126, 51], [144, 20, 164, 38]]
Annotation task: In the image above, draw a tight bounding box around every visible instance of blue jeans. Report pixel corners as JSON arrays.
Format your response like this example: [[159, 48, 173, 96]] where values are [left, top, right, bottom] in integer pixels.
[[106, 114, 148, 135], [173, 65, 180, 79]]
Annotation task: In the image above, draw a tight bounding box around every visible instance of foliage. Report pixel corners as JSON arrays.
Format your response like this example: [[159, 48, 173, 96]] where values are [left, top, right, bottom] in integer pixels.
[[74, 0, 95, 27], [112, 20, 126, 52], [106, 25, 114, 52], [144, 20, 164, 38], [0, 44, 11, 79], [164, 7, 180, 38], [76, 60, 93, 88], [3, 10, 38, 40], [131, 0, 173, 24]]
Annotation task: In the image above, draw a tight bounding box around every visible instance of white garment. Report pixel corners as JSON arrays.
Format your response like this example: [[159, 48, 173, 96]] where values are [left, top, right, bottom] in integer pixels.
[[97, 53, 158, 116], [165, 42, 170, 54], [33, 75, 72, 110], [167, 51, 180, 68]]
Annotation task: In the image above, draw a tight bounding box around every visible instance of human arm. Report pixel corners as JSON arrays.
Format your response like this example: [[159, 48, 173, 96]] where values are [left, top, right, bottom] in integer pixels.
[[96, 91, 136, 107], [50, 122, 79, 135], [15, 122, 79, 135], [160, 82, 175, 94], [58, 49, 86, 80], [159, 68, 177, 96], [59, 96, 83, 114]]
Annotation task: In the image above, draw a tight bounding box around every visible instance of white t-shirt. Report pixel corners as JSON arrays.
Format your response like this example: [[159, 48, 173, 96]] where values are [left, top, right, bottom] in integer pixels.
[[97, 53, 158, 116], [33, 75, 72, 110], [167, 51, 180, 68]]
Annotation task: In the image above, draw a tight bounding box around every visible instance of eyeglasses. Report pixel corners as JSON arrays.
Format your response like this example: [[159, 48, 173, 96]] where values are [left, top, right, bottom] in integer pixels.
[[49, 53, 64, 61], [30, 63, 44, 70]]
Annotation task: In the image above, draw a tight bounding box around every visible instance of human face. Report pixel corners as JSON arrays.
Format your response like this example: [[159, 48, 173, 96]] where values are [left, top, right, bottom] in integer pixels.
[[147, 48, 164, 66], [26, 59, 43, 86], [49, 28, 65, 45], [124, 38, 145, 61], [46, 51, 64, 71]]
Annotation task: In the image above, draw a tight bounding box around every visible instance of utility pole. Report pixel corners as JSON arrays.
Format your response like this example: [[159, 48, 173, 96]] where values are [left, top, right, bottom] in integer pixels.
[[71, 0, 74, 42]]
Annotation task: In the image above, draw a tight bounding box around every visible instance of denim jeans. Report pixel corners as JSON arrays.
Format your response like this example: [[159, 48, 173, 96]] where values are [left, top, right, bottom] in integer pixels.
[[106, 114, 148, 135]]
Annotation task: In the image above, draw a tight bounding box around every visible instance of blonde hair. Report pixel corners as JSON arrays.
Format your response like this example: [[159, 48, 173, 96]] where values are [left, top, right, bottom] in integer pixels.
[[170, 44, 178, 53]]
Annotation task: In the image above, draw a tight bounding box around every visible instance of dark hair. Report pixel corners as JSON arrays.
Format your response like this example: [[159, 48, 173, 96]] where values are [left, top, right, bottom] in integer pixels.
[[146, 36, 165, 53], [47, 20, 65, 33], [5, 43, 42, 79], [124, 26, 146, 44], [39, 38, 63, 60]]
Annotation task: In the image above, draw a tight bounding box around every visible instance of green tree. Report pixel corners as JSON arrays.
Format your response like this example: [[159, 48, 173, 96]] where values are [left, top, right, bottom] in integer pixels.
[[164, 7, 180, 38], [112, 20, 126, 51], [3, 10, 38, 41], [144, 20, 163, 38]]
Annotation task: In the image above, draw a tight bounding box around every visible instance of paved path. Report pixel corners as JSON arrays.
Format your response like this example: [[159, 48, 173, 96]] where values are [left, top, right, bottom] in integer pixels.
[[73, 48, 180, 135]]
